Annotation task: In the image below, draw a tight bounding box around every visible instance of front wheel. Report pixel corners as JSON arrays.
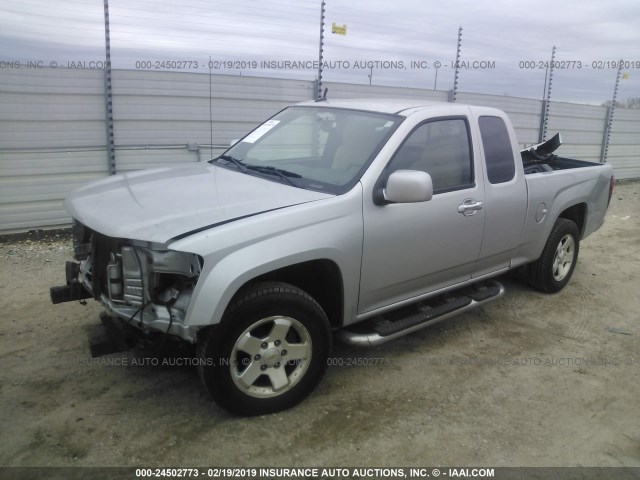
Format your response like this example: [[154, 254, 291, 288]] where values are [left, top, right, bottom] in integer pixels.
[[197, 282, 331, 416], [528, 218, 580, 293]]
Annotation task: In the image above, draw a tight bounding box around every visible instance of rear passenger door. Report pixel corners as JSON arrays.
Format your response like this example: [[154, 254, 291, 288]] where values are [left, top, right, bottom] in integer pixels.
[[359, 117, 486, 314], [472, 114, 528, 276]]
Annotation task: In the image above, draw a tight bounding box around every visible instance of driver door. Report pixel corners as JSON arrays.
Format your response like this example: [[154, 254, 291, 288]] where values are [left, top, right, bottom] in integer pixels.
[[359, 117, 486, 314]]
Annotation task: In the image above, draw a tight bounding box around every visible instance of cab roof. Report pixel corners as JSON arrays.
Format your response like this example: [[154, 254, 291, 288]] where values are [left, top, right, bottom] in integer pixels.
[[295, 98, 474, 116]]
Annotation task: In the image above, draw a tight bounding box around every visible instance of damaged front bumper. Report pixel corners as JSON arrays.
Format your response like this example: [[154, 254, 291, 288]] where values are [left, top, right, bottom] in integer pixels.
[[51, 223, 202, 343], [50, 260, 93, 304]]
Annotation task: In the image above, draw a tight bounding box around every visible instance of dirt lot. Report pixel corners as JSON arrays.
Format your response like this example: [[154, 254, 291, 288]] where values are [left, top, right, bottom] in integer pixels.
[[0, 181, 638, 469]]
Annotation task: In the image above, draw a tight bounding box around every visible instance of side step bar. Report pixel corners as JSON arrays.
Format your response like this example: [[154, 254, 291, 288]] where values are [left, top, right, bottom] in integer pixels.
[[338, 280, 505, 347]]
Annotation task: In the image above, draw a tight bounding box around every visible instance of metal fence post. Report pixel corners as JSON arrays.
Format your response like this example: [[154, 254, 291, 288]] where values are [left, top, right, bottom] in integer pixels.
[[103, 0, 116, 175], [451, 26, 462, 103], [600, 60, 624, 163], [538, 46, 556, 143], [316, 0, 326, 99]]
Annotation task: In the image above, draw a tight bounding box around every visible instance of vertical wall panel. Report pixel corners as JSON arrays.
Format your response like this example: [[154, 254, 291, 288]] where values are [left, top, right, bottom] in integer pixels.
[[0, 68, 638, 233], [607, 108, 640, 179], [111, 71, 314, 171], [545, 101, 608, 162], [0, 68, 109, 232], [324, 81, 449, 103]]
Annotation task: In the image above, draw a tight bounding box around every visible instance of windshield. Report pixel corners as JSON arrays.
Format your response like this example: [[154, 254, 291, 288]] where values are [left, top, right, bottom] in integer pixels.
[[212, 106, 403, 194]]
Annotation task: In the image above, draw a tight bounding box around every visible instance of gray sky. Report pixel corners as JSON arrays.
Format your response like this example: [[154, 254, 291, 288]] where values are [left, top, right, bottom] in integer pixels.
[[1, 0, 639, 104]]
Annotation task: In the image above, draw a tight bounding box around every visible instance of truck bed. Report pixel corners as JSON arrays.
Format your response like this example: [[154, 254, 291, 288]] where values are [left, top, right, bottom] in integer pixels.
[[523, 155, 604, 174], [520, 133, 605, 175]]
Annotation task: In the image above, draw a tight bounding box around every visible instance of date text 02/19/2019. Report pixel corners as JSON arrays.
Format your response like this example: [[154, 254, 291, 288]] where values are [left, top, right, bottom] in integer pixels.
[[518, 59, 640, 69]]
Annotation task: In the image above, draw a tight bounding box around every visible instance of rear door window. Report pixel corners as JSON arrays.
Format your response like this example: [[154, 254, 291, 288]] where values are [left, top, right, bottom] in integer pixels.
[[478, 116, 515, 184]]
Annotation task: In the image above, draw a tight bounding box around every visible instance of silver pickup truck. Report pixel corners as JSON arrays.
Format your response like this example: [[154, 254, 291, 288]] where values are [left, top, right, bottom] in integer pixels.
[[51, 99, 614, 415]]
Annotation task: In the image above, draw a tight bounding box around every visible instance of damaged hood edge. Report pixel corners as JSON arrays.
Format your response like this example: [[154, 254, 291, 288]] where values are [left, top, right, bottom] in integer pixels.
[[64, 163, 332, 245]]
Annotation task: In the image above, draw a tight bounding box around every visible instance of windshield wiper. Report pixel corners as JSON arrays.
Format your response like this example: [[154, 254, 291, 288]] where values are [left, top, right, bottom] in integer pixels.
[[245, 165, 302, 187], [216, 154, 248, 172], [215, 155, 301, 187]]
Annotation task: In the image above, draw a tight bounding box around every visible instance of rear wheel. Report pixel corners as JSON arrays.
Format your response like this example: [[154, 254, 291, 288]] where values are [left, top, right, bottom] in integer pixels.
[[197, 282, 331, 416], [528, 218, 580, 293]]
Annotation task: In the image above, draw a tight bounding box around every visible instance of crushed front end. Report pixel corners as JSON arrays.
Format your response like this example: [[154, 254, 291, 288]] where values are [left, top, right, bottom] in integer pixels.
[[50, 221, 202, 343]]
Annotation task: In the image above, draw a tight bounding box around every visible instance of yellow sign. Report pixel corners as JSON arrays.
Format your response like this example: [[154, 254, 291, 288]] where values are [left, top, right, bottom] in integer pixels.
[[332, 23, 347, 35], [622, 72, 629, 80]]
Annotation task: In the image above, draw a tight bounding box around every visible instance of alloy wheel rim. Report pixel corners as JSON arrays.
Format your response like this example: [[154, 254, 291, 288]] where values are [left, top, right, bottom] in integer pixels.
[[552, 234, 575, 281], [230, 316, 312, 398]]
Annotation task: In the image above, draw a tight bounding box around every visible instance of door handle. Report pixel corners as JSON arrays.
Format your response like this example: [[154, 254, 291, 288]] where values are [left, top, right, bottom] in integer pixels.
[[458, 199, 483, 216]]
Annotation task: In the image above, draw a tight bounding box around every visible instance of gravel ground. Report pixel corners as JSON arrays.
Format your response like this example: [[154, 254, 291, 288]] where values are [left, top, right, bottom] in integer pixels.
[[0, 181, 638, 469]]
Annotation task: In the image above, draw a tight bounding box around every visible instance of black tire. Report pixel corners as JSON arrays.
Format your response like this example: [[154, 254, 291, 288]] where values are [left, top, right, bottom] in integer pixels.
[[528, 218, 580, 293], [197, 282, 331, 416]]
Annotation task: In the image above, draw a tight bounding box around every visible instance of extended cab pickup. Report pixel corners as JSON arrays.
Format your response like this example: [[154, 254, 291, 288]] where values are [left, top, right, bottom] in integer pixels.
[[51, 99, 614, 415]]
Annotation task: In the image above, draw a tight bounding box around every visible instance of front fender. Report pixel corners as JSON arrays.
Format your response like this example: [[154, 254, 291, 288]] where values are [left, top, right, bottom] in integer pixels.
[[169, 185, 364, 328]]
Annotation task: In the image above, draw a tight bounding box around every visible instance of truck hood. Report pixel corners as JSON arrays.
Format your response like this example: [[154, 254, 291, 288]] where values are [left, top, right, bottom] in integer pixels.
[[65, 163, 332, 244]]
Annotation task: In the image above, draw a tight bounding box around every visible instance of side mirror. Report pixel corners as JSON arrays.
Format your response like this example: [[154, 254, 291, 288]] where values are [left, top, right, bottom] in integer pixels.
[[374, 170, 433, 205]]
